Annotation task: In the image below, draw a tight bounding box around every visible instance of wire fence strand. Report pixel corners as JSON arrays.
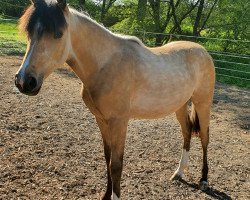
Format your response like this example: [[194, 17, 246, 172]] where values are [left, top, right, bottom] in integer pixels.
[[214, 60, 250, 67], [113, 29, 250, 43], [208, 50, 250, 58], [216, 73, 250, 81], [215, 67, 250, 74], [209, 51, 250, 60]]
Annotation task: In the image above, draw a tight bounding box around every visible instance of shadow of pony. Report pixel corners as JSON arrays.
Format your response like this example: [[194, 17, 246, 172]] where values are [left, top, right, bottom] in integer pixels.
[[175, 179, 232, 200]]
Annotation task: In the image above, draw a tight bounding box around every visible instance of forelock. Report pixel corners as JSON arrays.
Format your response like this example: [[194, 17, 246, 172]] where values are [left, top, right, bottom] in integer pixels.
[[19, 0, 67, 39]]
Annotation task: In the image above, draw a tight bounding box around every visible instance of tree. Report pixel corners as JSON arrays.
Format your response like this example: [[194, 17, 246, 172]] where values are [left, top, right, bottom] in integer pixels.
[[100, 0, 117, 23], [137, 0, 202, 45], [136, 0, 222, 45], [0, 0, 30, 17], [192, 0, 219, 36], [78, 0, 86, 9], [205, 0, 250, 53]]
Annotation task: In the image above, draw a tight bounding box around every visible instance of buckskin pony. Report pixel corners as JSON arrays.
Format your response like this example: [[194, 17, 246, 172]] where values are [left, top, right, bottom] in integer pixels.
[[15, 0, 215, 199]]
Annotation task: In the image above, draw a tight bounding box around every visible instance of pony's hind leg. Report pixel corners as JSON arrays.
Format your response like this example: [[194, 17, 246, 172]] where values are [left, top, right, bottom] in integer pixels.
[[170, 102, 192, 181], [192, 57, 215, 190], [192, 101, 212, 191]]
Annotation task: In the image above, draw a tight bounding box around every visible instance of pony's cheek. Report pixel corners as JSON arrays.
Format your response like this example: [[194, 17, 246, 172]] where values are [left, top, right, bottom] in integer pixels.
[[58, 40, 70, 62]]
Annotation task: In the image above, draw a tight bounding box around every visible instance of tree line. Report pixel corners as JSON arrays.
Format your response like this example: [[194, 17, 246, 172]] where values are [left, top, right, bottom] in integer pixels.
[[0, 0, 249, 53]]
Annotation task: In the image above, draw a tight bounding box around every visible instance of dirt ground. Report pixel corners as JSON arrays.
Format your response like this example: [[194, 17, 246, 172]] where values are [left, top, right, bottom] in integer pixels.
[[0, 56, 249, 200]]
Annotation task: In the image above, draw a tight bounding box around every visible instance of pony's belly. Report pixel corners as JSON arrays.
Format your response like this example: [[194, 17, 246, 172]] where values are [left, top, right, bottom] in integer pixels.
[[130, 106, 177, 119], [130, 91, 191, 119], [130, 62, 196, 119]]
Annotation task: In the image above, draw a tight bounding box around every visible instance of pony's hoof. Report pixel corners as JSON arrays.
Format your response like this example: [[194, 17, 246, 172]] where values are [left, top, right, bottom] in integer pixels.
[[99, 192, 111, 200], [170, 172, 184, 181], [199, 181, 208, 191], [100, 196, 111, 200]]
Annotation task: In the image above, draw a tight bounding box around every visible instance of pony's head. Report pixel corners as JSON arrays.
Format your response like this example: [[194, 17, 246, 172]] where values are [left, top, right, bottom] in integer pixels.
[[15, 0, 70, 96]]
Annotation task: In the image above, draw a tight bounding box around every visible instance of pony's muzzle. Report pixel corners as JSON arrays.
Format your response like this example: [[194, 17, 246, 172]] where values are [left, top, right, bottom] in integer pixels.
[[15, 73, 41, 96]]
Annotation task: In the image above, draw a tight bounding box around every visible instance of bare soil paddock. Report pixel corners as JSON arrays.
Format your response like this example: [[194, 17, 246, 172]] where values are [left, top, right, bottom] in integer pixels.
[[0, 56, 249, 200]]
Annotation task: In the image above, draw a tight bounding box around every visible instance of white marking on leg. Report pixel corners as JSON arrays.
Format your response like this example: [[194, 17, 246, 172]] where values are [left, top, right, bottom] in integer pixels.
[[171, 149, 189, 179], [112, 191, 120, 200]]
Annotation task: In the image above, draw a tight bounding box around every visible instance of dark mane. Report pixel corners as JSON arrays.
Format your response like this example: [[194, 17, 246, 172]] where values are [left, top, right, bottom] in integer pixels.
[[19, 1, 67, 39]]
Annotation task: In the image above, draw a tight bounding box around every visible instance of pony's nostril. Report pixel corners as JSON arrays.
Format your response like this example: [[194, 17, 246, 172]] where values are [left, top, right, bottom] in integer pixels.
[[15, 74, 18, 85], [15, 74, 22, 89], [27, 76, 37, 91]]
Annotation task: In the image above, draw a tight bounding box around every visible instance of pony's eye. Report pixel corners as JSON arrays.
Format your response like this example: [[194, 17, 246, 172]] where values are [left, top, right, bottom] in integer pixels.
[[54, 31, 63, 39]]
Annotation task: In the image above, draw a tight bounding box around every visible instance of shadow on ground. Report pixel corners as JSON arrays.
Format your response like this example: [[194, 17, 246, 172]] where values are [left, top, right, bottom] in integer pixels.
[[179, 179, 232, 200]]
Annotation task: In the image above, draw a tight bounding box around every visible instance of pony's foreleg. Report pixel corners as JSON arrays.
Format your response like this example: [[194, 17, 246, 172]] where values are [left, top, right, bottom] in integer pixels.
[[96, 118, 112, 200], [170, 103, 192, 181], [108, 117, 128, 200]]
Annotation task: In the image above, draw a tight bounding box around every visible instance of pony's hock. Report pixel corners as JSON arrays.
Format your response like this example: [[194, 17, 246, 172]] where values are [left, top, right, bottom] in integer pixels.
[[15, 0, 215, 199]]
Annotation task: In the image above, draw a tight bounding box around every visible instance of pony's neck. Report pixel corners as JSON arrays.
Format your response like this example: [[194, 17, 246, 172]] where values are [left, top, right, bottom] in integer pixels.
[[66, 9, 119, 86]]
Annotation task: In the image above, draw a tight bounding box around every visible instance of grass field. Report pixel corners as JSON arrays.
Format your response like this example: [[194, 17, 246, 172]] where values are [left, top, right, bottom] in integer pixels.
[[0, 18, 249, 89], [0, 19, 26, 55]]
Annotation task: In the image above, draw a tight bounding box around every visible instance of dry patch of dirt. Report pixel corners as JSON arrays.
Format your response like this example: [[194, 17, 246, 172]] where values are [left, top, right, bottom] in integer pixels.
[[0, 56, 249, 199]]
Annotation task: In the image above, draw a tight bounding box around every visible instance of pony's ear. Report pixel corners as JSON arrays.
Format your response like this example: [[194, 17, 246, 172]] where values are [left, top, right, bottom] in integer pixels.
[[57, 0, 67, 10], [30, 0, 40, 7]]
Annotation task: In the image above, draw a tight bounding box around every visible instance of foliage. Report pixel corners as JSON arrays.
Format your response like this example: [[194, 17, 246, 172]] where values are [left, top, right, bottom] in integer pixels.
[[205, 0, 250, 54], [0, 0, 29, 18]]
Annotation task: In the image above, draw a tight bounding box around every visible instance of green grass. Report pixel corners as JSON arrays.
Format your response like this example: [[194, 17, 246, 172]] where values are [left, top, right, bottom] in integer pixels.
[[0, 19, 26, 55]]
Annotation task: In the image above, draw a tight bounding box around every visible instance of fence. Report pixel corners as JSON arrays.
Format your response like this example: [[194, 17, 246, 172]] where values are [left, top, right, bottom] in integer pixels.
[[0, 16, 249, 89]]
